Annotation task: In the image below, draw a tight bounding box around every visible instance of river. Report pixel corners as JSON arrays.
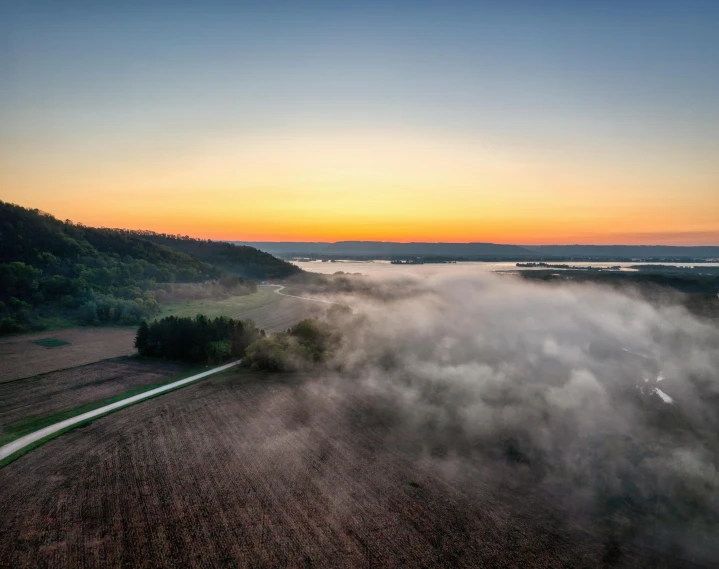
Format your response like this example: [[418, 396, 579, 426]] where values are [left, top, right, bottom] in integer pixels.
[[293, 260, 719, 277]]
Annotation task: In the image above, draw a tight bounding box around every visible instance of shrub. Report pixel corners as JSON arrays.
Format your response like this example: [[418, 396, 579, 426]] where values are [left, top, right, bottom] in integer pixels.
[[79, 301, 99, 325], [244, 336, 293, 372], [241, 318, 342, 372], [0, 316, 20, 334]]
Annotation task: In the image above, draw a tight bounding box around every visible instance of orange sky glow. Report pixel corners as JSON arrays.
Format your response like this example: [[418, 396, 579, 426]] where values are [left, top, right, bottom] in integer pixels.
[[3, 131, 718, 245], [3, 3, 719, 247]]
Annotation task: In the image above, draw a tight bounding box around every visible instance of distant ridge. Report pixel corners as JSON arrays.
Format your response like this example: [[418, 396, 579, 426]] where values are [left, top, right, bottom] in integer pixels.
[[322, 241, 534, 257], [234, 242, 331, 255], [235, 241, 719, 260], [234, 241, 536, 258]]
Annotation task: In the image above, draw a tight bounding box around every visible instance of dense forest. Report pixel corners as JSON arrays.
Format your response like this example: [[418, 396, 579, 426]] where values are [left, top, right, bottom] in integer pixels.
[[0, 202, 298, 334], [135, 315, 262, 364], [130, 231, 300, 280]]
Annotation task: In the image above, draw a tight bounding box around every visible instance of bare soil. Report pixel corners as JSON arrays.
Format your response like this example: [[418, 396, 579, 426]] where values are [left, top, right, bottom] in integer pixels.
[[0, 373, 698, 568], [0, 328, 136, 383], [0, 357, 194, 442]]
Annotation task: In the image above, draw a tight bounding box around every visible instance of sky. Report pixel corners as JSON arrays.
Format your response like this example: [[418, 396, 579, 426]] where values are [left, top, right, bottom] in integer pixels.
[[1, 0, 718, 244]]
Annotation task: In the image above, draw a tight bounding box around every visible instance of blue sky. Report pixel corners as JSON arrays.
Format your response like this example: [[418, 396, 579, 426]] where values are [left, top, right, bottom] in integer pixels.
[[2, 1, 718, 243]]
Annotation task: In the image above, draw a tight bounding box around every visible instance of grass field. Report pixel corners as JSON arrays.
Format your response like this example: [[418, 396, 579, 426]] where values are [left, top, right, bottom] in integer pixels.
[[157, 288, 281, 319], [0, 373, 691, 568], [31, 337, 71, 348], [156, 289, 326, 332], [237, 296, 327, 332], [0, 328, 137, 383], [0, 290, 318, 383]]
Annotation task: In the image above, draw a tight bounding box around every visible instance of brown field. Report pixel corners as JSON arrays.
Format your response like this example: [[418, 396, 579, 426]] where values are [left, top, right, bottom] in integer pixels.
[[0, 357, 194, 443], [236, 296, 327, 332], [0, 328, 136, 383], [0, 373, 695, 568]]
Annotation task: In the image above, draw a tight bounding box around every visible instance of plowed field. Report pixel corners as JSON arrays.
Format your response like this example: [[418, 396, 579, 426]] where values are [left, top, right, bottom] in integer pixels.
[[0, 373, 689, 568], [0, 328, 136, 383], [0, 357, 195, 444]]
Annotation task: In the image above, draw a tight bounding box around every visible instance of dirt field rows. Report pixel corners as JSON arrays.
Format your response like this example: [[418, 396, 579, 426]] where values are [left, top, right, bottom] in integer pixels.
[[0, 328, 136, 383], [0, 373, 686, 568], [0, 358, 194, 444]]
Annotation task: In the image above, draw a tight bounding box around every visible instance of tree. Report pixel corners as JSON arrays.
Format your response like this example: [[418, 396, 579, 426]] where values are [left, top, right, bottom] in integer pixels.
[[79, 301, 99, 325], [241, 318, 342, 372], [135, 320, 150, 355], [206, 340, 231, 364], [134, 315, 260, 363]]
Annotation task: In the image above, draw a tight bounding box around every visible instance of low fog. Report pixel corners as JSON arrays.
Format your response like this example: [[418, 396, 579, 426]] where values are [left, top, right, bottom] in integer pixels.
[[292, 273, 719, 564]]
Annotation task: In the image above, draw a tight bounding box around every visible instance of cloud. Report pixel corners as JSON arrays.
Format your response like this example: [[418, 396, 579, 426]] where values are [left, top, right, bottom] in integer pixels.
[[314, 272, 719, 563]]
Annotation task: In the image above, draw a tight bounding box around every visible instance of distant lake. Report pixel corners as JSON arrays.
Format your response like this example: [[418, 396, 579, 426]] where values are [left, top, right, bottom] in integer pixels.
[[293, 260, 719, 277]]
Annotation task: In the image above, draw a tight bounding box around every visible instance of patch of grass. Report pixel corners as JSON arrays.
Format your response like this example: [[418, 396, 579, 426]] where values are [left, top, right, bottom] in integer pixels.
[[157, 289, 281, 319], [210, 366, 256, 384], [31, 337, 71, 348]]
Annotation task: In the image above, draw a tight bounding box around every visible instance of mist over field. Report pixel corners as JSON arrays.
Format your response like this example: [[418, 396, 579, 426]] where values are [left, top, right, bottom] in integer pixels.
[[4, 0, 719, 565], [291, 274, 719, 562]]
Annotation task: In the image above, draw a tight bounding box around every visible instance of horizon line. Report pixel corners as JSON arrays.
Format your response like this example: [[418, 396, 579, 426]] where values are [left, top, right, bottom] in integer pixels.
[[232, 240, 719, 248]]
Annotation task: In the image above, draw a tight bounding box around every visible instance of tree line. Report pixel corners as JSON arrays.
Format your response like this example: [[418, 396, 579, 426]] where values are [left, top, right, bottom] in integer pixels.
[[125, 230, 301, 280], [135, 315, 264, 364], [134, 314, 344, 370]]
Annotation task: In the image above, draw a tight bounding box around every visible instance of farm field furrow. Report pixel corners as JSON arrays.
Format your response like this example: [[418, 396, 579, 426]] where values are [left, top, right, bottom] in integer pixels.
[[0, 374, 672, 568], [0, 357, 195, 444], [0, 328, 136, 383]]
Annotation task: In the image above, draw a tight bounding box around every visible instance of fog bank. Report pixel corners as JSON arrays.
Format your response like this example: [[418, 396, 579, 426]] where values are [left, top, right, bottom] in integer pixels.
[[317, 273, 719, 563]]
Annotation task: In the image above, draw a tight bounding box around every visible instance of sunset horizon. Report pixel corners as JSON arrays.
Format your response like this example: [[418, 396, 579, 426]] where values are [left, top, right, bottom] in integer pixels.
[[3, 2, 717, 246], [5, 195, 718, 246], [3, 3, 719, 566]]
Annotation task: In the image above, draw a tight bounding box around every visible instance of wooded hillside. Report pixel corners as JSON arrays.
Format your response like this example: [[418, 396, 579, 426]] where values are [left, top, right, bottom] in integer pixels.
[[0, 202, 298, 333]]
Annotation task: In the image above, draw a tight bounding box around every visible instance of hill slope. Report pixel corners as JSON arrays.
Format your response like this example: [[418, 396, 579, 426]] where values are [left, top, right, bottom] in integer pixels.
[[0, 203, 219, 280], [323, 241, 536, 258], [0, 202, 297, 333], [133, 232, 299, 280], [234, 242, 332, 255]]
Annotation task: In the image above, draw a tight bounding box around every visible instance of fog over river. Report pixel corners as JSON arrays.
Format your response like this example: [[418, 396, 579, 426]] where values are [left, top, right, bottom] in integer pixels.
[[284, 263, 719, 564], [294, 260, 719, 277]]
